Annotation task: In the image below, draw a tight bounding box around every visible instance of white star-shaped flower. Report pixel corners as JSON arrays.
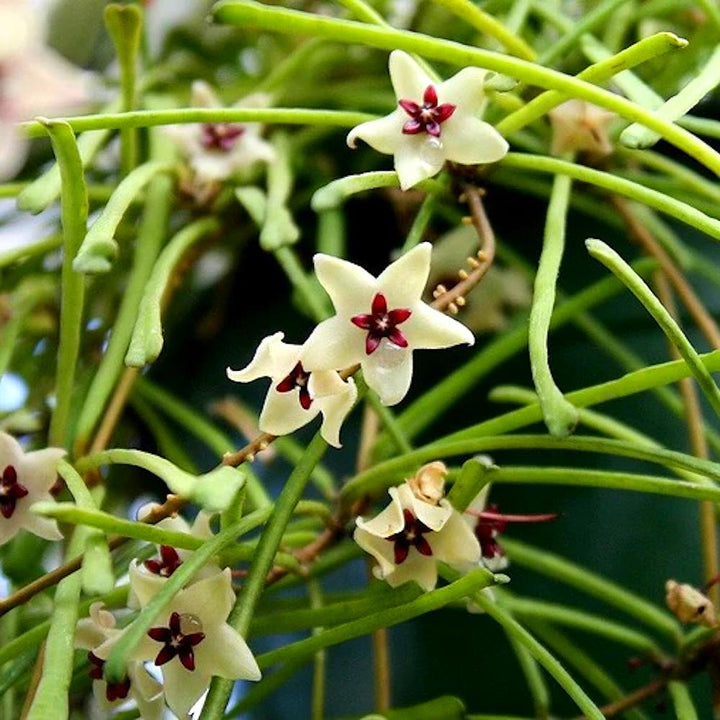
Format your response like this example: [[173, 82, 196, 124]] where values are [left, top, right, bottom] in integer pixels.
[[99, 569, 260, 719], [75, 603, 164, 720], [227, 331, 358, 447], [347, 50, 508, 190], [301, 243, 474, 406], [0, 0, 95, 180], [167, 80, 276, 184], [0, 431, 64, 545], [354, 476, 481, 592]]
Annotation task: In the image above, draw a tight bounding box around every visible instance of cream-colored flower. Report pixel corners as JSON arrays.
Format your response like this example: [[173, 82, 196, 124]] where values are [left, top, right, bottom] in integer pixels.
[[0, 0, 94, 180], [167, 80, 276, 183], [227, 331, 357, 447], [75, 603, 164, 720], [665, 580, 717, 627], [548, 99, 616, 156], [347, 50, 508, 190], [407, 461, 447, 505], [97, 570, 260, 719], [302, 243, 474, 406], [0, 431, 64, 544], [354, 481, 480, 591]]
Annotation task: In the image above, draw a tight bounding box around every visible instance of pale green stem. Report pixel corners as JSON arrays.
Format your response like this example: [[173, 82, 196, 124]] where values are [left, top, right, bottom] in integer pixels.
[[446, 457, 493, 513], [496, 31, 686, 136], [73, 160, 175, 274], [538, 0, 629, 65], [504, 0, 531, 34], [316, 207, 346, 257], [309, 580, 326, 720], [0, 235, 62, 270], [210, 2, 720, 177], [502, 538, 679, 640], [260, 133, 300, 251], [621, 45, 720, 149], [501, 154, 720, 242], [668, 681, 699, 720], [530, 171, 578, 437], [24, 531, 85, 720], [42, 120, 88, 450], [400, 194, 436, 254], [125, 217, 220, 367], [74, 133, 174, 453], [104, 3, 142, 174], [428, 0, 536, 60], [274, 246, 330, 321], [57, 461, 114, 595], [199, 433, 328, 720], [506, 633, 550, 720], [587, 238, 720, 420], [22, 108, 375, 137]]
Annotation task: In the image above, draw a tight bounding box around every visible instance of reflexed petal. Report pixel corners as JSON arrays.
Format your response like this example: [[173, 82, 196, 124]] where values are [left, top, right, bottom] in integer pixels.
[[301, 316, 364, 372], [438, 67, 488, 116], [19, 447, 65, 493], [405, 493, 452, 532], [347, 112, 405, 154], [362, 344, 413, 406], [200, 624, 261, 681], [258, 386, 319, 436], [377, 242, 431, 307], [394, 134, 445, 190], [354, 526, 399, 577], [191, 80, 220, 108], [403, 302, 474, 350], [385, 550, 437, 591], [75, 604, 115, 650], [161, 661, 211, 720], [467, 485, 490, 515], [237, 133, 276, 165], [227, 332, 297, 383], [313, 253, 378, 317], [442, 116, 509, 165], [316, 378, 357, 447], [356, 488, 405, 538], [431, 511, 482, 566], [128, 663, 164, 720], [389, 50, 432, 101]]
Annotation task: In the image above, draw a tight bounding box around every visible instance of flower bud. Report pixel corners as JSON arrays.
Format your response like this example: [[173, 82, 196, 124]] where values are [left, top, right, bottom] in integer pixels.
[[407, 461, 447, 505], [665, 580, 717, 627]]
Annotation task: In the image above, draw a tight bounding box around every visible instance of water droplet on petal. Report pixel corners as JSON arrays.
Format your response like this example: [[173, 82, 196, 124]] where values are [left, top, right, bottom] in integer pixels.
[[179, 613, 204, 635], [420, 137, 444, 168]]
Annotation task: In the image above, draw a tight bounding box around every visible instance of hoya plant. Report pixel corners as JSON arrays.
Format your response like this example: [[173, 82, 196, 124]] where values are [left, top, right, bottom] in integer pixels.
[[3, 0, 720, 718]]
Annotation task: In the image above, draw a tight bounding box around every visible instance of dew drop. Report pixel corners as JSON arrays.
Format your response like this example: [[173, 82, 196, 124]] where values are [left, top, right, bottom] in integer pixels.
[[420, 137, 444, 167], [179, 613, 203, 635]]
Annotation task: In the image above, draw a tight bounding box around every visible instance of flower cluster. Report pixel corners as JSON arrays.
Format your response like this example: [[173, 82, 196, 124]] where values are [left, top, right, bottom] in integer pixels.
[[228, 243, 474, 446]]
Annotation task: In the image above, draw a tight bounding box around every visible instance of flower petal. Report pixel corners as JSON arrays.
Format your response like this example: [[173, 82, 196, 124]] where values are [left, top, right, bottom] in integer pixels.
[[301, 316, 364, 372], [405, 490, 452, 532], [354, 525, 399, 577], [174, 568, 235, 623], [128, 560, 168, 608], [128, 663, 165, 720], [347, 111, 405, 154], [394, 134, 445, 190], [389, 50, 432, 101], [385, 550, 437, 591], [257, 385, 320, 436], [199, 623, 261, 681], [161, 661, 211, 720], [316, 378, 358, 447], [307, 369, 350, 399], [362, 343, 413, 406], [24, 507, 62, 541], [227, 332, 299, 383], [441, 115, 509, 165], [0, 432, 23, 467], [0, 123, 28, 181], [356, 488, 405, 538], [376, 242, 431, 307], [438, 67, 488, 116], [430, 510, 482, 567], [313, 253, 378, 317], [191, 80, 221, 108], [403, 302, 474, 350], [19, 447, 65, 494]]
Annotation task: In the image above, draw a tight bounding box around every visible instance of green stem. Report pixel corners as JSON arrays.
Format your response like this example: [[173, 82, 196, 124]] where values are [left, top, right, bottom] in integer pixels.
[[41, 120, 88, 450], [530, 171, 578, 437], [309, 579, 326, 720], [400, 194, 436, 254], [199, 432, 328, 720], [73, 160, 175, 274], [586, 238, 720, 420], [211, 2, 720, 177], [668, 681, 699, 720], [274, 246, 329, 321], [125, 217, 220, 367], [260, 133, 300, 251], [316, 207, 346, 257], [506, 632, 550, 720]]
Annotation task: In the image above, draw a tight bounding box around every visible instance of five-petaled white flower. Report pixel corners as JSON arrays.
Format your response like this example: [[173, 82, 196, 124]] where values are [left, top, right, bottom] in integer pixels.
[[75, 603, 164, 720], [101, 569, 260, 719], [0, 0, 94, 180], [354, 466, 481, 591], [167, 80, 276, 184], [227, 331, 358, 447], [347, 50, 508, 190], [0, 431, 64, 545], [302, 243, 474, 406]]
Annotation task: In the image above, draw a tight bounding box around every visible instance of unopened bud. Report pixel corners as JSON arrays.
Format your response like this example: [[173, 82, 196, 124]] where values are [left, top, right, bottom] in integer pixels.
[[407, 461, 447, 505], [665, 580, 717, 627]]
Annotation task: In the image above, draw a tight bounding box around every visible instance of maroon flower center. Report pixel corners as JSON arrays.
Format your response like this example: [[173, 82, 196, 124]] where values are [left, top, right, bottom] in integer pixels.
[[200, 122, 245, 152], [386, 509, 433, 564], [87, 652, 131, 702], [144, 545, 182, 577], [0, 465, 28, 519], [351, 293, 412, 355], [148, 611, 205, 671], [399, 85, 456, 137], [276, 361, 313, 410]]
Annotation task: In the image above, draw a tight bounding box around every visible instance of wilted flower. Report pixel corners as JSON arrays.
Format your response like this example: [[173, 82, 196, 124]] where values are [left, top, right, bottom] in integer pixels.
[[0, 0, 94, 179], [548, 99, 615, 157], [75, 603, 164, 720], [665, 580, 717, 627], [354, 474, 481, 591], [302, 243, 474, 406], [107, 569, 260, 718], [167, 80, 275, 185], [0, 431, 64, 545], [347, 50, 508, 189], [227, 331, 358, 447]]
